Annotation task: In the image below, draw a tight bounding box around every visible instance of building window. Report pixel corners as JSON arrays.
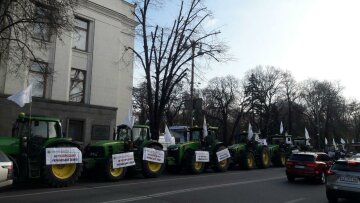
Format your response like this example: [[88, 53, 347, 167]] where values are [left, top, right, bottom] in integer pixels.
[[72, 17, 89, 51], [68, 120, 84, 142], [29, 61, 50, 98], [91, 125, 110, 140], [69, 68, 86, 103]]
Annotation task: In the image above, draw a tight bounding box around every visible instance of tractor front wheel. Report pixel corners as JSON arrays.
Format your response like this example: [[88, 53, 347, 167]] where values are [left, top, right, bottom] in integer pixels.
[[186, 151, 205, 174], [213, 146, 230, 172], [241, 152, 255, 170], [142, 145, 165, 178], [43, 146, 83, 187], [274, 152, 286, 167], [104, 157, 126, 181]]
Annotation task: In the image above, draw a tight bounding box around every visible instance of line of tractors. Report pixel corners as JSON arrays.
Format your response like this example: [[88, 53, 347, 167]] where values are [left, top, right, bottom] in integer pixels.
[[0, 113, 308, 188]]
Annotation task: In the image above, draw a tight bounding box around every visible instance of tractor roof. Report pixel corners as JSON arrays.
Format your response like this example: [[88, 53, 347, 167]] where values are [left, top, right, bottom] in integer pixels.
[[18, 113, 60, 122]]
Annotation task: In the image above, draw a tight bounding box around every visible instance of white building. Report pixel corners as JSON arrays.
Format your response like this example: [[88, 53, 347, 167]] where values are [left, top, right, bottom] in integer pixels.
[[0, 0, 136, 144]]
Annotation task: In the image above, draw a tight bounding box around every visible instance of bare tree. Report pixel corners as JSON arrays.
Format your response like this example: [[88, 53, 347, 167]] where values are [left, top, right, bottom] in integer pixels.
[[244, 66, 284, 136], [281, 71, 300, 134], [128, 0, 227, 139], [203, 76, 239, 144], [0, 0, 78, 75]]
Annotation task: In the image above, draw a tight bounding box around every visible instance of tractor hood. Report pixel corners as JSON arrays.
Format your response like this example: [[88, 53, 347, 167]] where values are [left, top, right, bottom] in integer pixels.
[[0, 136, 20, 155]]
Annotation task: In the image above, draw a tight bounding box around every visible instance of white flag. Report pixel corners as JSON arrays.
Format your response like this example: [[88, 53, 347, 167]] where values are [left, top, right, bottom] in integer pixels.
[[164, 125, 173, 144], [280, 121, 284, 134], [7, 84, 33, 107], [305, 128, 310, 140], [352, 139, 355, 144], [325, 137, 328, 145], [122, 105, 134, 129], [247, 123, 253, 141], [203, 116, 208, 138], [333, 138, 337, 148], [340, 138, 346, 144]]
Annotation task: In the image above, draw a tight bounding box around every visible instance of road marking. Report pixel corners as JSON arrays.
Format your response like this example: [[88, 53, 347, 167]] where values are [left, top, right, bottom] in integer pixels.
[[101, 176, 286, 203], [0, 169, 283, 199], [284, 197, 305, 203]]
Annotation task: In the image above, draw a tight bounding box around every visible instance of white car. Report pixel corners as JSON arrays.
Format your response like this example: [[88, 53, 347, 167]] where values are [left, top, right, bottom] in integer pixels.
[[0, 151, 13, 188]]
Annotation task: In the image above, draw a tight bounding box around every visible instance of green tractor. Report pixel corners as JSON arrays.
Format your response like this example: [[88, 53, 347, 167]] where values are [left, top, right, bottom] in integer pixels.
[[228, 132, 270, 170], [292, 137, 313, 152], [83, 124, 165, 181], [166, 126, 230, 174], [267, 134, 293, 167], [0, 113, 83, 187]]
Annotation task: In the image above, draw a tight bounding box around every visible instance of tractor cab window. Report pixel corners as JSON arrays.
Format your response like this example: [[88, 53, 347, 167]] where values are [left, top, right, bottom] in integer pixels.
[[272, 137, 285, 145], [30, 121, 60, 138], [190, 130, 201, 141], [118, 128, 130, 141], [132, 128, 148, 141]]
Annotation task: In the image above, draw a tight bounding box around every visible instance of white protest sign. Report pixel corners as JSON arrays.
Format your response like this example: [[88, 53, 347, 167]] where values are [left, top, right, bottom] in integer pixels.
[[112, 152, 135, 168], [46, 147, 82, 165], [143, 147, 165, 163], [216, 148, 231, 162], [195, 151, 210, 162]]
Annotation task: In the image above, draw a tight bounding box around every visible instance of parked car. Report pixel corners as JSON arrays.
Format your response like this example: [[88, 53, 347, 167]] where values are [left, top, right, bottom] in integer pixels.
[[286, 152, 333, 184], [0, 151, 13, 188], [326, 157, 360, 202]]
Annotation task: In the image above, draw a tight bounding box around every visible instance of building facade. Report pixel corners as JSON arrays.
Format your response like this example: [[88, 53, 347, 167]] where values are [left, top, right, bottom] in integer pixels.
[[0, 0, 136, 144]]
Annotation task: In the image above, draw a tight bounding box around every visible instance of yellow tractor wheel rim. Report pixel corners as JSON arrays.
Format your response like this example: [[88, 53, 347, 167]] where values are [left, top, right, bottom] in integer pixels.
[[110, 167, 124, 177], [263, 152, 269, 166], [219, 159, 228, 169], [148, 162, 162, 172], [194, 161, 203, 171], [51, 164, 76, 180], [247, 156, 253, 168]]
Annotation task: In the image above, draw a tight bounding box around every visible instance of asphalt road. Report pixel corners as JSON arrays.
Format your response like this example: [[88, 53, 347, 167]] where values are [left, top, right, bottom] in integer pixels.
[[0, 168, 356, 203]]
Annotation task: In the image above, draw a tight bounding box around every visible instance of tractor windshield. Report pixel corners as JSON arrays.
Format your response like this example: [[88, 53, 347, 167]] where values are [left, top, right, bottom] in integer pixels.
[[169, 129, 188, 143], [132, 127, 148, 141], [12, 120, 60, 139]]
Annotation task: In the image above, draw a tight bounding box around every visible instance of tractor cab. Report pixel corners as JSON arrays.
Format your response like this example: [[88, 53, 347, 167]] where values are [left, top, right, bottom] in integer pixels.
[[10, 113, 63, 156], [169, 126, 189, 143], [189, 126, 219, 148], [115, 125, 150, 150]]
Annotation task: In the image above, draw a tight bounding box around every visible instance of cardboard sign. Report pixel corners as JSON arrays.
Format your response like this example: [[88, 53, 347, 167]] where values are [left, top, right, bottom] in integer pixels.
[[143, 147, 165, 163], [216, 148, 231, 162], [112, 152, 135, 168], [46, 147, 82, 165], [195, 151, 210, 162]]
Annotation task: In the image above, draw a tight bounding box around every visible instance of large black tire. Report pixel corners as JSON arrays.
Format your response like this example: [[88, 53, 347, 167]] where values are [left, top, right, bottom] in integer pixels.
[[273, 151, 286, 167], [104, 157, 126, 181], [185, 151, 205, 174], [326, 188, 338, 203], [141, 145, 165, 178], [43, 145, 83, 187], [287, 174, 295, 182], [240, 152, 255, 170], [256, 147, 270, 169], [213, 146, 230, 172]]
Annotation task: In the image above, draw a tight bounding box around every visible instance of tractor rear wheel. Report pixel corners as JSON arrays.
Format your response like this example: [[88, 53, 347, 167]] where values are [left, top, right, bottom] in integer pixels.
[[241, 152, 255, 170], [142, 145, 165, 178], [256, 147, 270, 169], [186, 151, 205, 174], [43, 145, 83, 187], [213, 146, 230, 172], [104, 157, 126, 181]]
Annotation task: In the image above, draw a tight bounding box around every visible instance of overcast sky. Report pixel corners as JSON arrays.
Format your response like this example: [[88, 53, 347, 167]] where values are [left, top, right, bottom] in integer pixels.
[[134, 0, 360, 99]]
